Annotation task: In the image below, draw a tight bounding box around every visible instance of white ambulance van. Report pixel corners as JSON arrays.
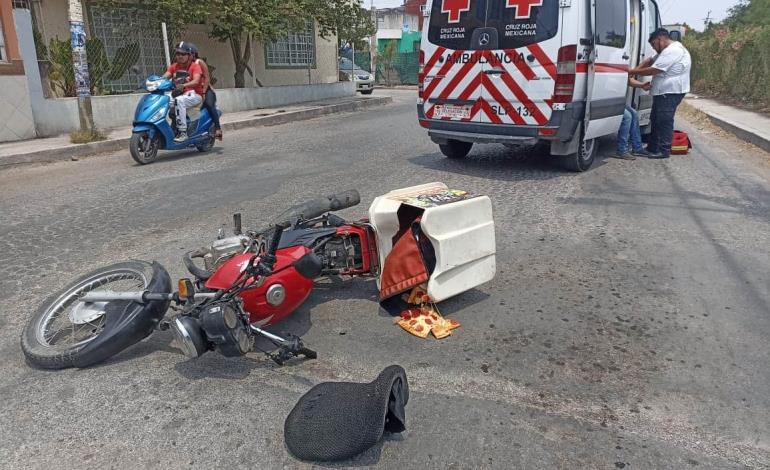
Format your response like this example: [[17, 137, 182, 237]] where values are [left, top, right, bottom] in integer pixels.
[[418, 0, 664, 171]]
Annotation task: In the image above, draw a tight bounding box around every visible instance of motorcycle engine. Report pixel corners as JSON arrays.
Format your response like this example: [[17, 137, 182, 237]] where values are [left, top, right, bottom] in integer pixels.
[[320, 235, 363, 272], [202, 235, 250, 272], [199, 303, 252, 357]]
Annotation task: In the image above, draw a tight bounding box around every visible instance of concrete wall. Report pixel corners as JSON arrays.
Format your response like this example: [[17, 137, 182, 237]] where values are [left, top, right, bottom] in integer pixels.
[[1, 3, 36, 142], [30, 0, 71, 43], [29, 81, 355, 137], [0, 75, 36, 141]]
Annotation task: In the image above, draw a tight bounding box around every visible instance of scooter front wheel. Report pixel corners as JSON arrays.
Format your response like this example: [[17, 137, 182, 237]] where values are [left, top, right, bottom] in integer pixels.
[[130, 132, 160, 165]]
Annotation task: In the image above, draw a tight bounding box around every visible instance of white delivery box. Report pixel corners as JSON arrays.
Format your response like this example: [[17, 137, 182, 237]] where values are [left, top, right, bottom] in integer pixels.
[[368, 182, 496, 302]]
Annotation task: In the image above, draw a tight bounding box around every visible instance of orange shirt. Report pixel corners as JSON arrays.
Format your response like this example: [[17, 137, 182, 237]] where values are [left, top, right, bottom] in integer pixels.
[[165, 61, 205, 95]]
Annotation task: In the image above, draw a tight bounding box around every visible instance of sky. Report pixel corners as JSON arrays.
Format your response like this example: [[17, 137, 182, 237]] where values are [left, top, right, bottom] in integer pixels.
[[371, 0, 740, 32]]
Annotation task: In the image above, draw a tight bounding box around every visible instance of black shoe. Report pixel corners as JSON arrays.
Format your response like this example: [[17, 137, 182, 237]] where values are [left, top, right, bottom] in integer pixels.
[[647, 152, 669, 159], [612, 151, 636, 160], [631, 148, 652, 157]]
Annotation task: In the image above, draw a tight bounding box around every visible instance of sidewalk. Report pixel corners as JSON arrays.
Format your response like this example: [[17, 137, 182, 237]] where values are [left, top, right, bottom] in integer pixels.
[[684, 95, 770, 153], [0, 94, 391, 169]]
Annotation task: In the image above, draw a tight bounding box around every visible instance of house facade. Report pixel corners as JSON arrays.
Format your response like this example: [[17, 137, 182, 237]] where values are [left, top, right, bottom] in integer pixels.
[[1, 0, 347, 142]]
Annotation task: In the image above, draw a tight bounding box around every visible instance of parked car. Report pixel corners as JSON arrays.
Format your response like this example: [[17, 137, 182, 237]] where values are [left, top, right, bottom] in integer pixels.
[[339, 57, 375, 95]]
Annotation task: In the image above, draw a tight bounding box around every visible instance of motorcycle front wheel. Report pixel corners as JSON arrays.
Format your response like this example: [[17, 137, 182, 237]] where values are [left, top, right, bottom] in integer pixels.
[[130, 132, 160, 165], [21, 261, 155, 369]]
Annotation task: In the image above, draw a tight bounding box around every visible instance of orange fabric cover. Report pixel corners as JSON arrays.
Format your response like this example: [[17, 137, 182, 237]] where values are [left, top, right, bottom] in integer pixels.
[[379, 227, 429, 301]]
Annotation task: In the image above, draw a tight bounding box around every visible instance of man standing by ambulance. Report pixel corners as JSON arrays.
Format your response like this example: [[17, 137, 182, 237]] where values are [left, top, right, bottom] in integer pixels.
[[629, 28, 691, 159]]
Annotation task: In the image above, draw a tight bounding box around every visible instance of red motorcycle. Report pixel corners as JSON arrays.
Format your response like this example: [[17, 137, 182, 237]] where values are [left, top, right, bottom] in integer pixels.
[[21, 190, 373, 369]]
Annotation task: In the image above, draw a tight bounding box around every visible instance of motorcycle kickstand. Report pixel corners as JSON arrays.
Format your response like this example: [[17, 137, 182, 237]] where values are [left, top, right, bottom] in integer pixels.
[[249, 325, 316, 365]]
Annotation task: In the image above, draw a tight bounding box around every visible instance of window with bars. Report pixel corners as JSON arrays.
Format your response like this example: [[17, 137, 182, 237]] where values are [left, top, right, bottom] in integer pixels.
[[266, 23, 315, 68]]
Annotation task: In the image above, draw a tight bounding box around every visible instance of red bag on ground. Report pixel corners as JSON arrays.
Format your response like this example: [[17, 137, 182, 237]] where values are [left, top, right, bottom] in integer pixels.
[[671, 130, 692, 155]]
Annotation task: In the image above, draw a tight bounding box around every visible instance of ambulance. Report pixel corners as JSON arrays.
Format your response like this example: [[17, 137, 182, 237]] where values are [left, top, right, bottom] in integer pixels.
[[418, 0, 664, 171]]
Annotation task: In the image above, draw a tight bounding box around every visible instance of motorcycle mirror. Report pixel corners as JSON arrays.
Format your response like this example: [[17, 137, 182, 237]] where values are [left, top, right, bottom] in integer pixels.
[[233, 213, 242, 235]]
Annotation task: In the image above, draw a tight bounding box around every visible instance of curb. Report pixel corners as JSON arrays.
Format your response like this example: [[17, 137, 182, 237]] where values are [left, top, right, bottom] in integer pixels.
[[703, 112, 770, 154], [0, 96, 392, 169]]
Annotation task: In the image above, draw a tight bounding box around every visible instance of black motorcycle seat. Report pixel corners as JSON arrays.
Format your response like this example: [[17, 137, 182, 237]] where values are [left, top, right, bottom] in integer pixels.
[[284, 365, 409, 462]]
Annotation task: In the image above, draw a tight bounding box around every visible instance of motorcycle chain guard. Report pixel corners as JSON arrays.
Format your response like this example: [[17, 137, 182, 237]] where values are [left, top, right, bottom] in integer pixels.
[[72, 262, 172, 368]]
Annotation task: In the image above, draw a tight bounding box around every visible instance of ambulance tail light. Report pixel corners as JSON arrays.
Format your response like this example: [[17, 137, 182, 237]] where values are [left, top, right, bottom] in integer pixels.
[[554, 45, 577, 104], [418, 50, 425, 103]]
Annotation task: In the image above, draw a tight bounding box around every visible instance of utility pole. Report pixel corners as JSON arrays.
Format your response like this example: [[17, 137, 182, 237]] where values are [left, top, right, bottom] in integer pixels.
[[68, 0, 95, 133], [370, 0, 377, 77], [703, 10, 713, 28]]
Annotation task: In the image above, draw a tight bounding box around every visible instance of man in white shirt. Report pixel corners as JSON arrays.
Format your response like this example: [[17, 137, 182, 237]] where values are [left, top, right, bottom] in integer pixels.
[[629, 28, 692, 159]]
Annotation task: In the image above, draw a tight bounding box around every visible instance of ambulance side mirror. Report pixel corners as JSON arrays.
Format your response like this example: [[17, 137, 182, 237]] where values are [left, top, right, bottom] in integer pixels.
[[670, 31, 682, 42]]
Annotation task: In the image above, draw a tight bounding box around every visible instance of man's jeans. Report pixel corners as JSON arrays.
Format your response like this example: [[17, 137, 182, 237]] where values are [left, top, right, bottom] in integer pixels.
[[174, 91, 202, 133], [617, 105, 643, 153], [648, 93, 685, 156]]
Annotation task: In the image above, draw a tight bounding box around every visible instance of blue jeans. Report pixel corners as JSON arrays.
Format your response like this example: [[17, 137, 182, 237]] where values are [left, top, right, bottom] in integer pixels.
[[617, 105, 643, 153], [648, 93, 685, 156]]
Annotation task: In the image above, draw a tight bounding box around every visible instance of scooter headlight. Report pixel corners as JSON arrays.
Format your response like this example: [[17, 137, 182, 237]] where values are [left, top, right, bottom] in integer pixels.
[[149, 106, 168, 122], [145, 79, 162, 92]]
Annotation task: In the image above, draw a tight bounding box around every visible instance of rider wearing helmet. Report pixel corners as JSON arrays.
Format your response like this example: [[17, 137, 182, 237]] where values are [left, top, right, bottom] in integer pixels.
[[163, 41, 204, 142], [189, 43, 222, 140]]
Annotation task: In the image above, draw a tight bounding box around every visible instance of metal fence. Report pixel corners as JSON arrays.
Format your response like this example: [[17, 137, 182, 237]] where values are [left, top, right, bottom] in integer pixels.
[[349, 51, 419, 86], [31, 4, 166, 97]]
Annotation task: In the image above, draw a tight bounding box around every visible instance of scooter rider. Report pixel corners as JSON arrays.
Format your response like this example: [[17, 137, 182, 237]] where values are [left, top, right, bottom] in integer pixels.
[[189, 43, 223, 140], [163, 41, 204, 143]]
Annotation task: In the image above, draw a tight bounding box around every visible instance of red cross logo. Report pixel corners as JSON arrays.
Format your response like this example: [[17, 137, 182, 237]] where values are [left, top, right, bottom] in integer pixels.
[[505, 0, 544, 19], [441, 0, 471, 24]]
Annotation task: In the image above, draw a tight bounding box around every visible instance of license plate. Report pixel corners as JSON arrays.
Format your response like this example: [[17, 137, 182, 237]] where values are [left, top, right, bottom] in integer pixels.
[[433, 104, 472, 120]]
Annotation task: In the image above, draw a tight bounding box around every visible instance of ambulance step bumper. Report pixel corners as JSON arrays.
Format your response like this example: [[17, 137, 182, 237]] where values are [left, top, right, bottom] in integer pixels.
[[429, 129, 538, 146]]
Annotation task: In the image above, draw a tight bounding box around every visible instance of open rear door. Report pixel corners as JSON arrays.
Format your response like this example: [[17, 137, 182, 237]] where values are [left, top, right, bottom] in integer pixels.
[[421, 0, 489, 124], [585, 0, 632, 140]]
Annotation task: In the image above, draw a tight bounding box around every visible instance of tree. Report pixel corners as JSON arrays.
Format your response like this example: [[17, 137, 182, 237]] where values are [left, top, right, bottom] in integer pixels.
[[314, 0, 376, 50]]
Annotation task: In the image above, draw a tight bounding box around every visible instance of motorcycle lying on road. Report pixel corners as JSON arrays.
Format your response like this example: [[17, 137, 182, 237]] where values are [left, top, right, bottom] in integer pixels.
[[21, 190, 370, 369], [129, 71, 221, 165], [21, 184, 497, 370]]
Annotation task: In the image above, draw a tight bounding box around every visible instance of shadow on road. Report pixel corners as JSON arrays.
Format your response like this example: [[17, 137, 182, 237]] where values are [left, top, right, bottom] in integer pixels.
[[409, 138, 617, 180]]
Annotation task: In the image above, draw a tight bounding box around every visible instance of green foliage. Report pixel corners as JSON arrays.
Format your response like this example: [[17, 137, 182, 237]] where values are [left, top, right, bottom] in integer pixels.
[[684, 1, 770, 111], [724, 0, 770, 27], [318, 0, 375, 50], [41, 37, 139, 97], [379, 41, 398, 84]]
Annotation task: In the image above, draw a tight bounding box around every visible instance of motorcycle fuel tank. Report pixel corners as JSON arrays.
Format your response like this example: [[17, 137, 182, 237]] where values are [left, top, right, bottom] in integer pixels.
[[204, 245, 315, 325]]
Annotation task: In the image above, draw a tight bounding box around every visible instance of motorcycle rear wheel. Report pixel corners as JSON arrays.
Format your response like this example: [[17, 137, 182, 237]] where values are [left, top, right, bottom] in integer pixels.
[[21, 261, 154, 369], [130, 132, 160, 165]]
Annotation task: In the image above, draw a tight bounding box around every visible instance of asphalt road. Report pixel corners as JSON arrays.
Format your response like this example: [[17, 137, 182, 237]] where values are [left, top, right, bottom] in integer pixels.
[[1, 90, 769, 469]]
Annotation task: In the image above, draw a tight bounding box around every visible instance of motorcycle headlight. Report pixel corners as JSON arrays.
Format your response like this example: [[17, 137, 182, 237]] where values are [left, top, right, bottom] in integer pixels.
[[170, 316, 208, 358], [149, 106, 168, 122], [145, 79, 161, 92]]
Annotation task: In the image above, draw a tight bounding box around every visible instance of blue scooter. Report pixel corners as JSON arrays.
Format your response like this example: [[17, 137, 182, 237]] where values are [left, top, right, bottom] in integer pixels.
[[130, 74, 221, 165]]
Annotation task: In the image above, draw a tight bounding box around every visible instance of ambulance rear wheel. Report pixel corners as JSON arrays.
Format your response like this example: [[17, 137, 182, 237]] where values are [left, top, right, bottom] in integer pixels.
[[439, 140, 473, 159], [562, 129, 596, 172]]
